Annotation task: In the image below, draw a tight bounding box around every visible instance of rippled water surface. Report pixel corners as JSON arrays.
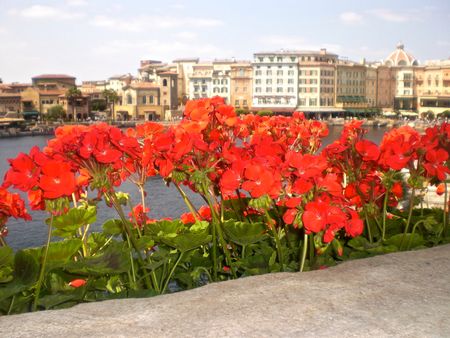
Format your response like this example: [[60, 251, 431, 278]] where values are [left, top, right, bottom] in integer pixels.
[[0, 125, 389, 250]]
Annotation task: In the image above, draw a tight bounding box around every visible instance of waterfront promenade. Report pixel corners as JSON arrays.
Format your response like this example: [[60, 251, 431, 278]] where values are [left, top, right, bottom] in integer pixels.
[[1, 244, 449, 337]]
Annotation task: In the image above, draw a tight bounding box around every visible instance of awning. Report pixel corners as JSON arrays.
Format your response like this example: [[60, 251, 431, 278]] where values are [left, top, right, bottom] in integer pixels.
[[22, 111, 39, 117], [400, 111, 419, 117], [382, 111, 397, 117]]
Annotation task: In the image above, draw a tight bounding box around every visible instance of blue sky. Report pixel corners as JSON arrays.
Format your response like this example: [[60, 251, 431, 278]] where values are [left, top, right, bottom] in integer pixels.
[[1, 0, 449, 83]]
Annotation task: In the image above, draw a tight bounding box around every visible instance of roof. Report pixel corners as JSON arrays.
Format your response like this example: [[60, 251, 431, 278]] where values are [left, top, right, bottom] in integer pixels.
[[129, 82, 159, 90], [32, 74, 76, 79], [0, 93, 21, 98], [254, 49, 338, 57], [159, 71, 178, 75], [38, 90, 65, 96], [384, 44, 418, 67], [172, 58, 200, 63]]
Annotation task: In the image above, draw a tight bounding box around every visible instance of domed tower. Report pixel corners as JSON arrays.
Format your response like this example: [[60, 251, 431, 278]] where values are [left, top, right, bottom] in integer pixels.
[[384, 44, 419, 113], [384, 43, 419, 67]]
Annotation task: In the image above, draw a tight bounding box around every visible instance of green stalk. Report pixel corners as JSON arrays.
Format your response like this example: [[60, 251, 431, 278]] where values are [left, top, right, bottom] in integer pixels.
[[107, 193, 153, 290], [125, 233, 137, 289], [407, 220, 425, 250], [33, 215, 53, 312], [204, 185, 236, 279], [382, 190, 389, 241], [265, 210, 284, 271], [161, 252, 184, 294], [401, 188, 416, 250], [364, 212, 373, 244], [174, 183, 201, 220], [442, 182, 449, 239], [299, 233, 308, 272], [0, 236, 7, 247]]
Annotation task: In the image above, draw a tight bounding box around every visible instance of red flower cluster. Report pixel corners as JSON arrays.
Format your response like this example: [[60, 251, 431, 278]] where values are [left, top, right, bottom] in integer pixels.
[[0, 187, 31, 232]]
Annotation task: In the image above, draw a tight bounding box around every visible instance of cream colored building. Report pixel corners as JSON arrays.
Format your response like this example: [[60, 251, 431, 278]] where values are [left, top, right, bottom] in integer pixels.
[[190, 63, 214, 99], [115, 82, 163, 121], [230, 62, 253, 110], [336, 61, 368, 112]]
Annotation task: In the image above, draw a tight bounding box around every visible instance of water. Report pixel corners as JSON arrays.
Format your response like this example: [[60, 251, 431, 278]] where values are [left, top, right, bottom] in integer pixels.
[[0, 125, 389, 250]]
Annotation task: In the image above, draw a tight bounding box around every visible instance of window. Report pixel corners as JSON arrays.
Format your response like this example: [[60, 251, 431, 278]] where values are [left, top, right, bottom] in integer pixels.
[[266, 79, 272, 84], [277, 79, 283, 84], [291, 57, 296, 62], [277, 87, 283, 93], [243, 87, 247, 92], [309, 98, 317, 106], [235, 100, 239, 106], [127, 95, 132, 104], [256, 79, 261, 84], [258, 57, 263, 62], [239, 69, 245, 76], [243, 100, 248, 106], [269, 57, 274, 62], [255, 70, 262, 76], [235, 87, 239, 92], [266, 70, 272, 76], [288, 79, 294, 84], [255, 87, 261, 93], [142, 96, 146, 104], [287, 87, 294, 93], [149, 96, 154, 104], [299, 98, 306, 106], [163, 79, 168, 86], [277, 70, 283, 76], [277, 57, 283, 62], [288, 70, 294, 76], [266, 87, 272, 92]]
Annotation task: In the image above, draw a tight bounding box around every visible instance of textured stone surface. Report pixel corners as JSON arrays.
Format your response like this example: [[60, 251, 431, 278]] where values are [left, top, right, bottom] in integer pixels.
[[2, 245, 450, 337]]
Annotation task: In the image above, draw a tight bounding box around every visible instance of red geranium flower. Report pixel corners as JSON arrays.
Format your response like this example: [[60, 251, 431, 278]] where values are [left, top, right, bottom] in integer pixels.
[[39, 160, 76, 199]]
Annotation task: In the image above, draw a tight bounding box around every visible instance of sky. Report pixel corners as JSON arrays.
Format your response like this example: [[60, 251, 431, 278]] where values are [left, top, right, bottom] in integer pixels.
[[0, 0, 449, 83]]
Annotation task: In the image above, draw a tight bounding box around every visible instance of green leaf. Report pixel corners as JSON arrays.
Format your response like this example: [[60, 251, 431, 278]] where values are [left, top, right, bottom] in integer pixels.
[[248, 195, 271, 210], [347, 236, 371, 251], [45, 239, 82, 271], [145, 219, 185, 239], [190, 221, 210, 233], [0, 247, 14, 283], [102, 219, 124, 236], [49, 205, 97, 237], [223, 220, 267, 246], [13, 250, 39, 286], [65, 243, 130, 276], [136, 236, 154, 251], [38, 291, 84, 310], [162, 232, 212, 253], [384, 233, 425, 250], [0, 246, 13, 268]]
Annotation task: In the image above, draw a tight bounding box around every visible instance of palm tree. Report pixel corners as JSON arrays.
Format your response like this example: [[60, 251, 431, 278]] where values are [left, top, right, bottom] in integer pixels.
[[66, 87, 82, 122], [103, 89, 119, 122]]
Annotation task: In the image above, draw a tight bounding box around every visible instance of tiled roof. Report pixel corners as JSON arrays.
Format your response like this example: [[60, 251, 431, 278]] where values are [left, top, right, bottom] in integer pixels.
[[32, 74, 76, 79]]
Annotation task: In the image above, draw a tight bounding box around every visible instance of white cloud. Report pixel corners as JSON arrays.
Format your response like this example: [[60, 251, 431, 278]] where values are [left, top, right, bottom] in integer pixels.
[[174, 31, 197, 40], [369, 9, 416, 23], [92, 39, 231, 60], [0, 27, 6, 34], [437, 40, 450, 47], [90, 15, 223, 32], [259, 35, 341, 53], [66, 0, 88, 6], [340, 12, 363, 24], [9, 5, 84, 20], [170, 3, 185, 10]]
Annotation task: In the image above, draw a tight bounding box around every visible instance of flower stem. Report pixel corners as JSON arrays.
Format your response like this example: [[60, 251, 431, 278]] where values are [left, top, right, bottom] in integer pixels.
[[265, 210, 284, 271], [33, 214, 53, 312], [401, 188, 416, 250], [364, 212, 373, 244], [442, 182, 449, 239], [299, 233, 308, 272], [161, 251, 184, 294], [382, 190, 389, 241]]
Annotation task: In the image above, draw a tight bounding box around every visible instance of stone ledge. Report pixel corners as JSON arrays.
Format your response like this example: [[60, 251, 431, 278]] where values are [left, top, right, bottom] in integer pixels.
[[1, 244, 450, 337]]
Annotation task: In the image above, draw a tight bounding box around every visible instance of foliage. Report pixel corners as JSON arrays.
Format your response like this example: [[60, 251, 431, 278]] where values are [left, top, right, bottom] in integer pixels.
[[0, 96, 449, 314], [46, 105, 65, 121]]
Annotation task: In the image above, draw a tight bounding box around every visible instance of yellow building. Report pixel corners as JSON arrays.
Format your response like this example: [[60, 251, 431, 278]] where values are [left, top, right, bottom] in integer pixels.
[[230, 62, 253, 110], [115, 82, 163, 121]]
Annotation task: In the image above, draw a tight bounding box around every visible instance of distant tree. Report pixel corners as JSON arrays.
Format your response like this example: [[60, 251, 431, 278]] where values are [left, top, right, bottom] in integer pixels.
[[103, 89, 120, 121], [91, 99, 107, 112], [257, 110, 273, 117], [235, 108, 249, 115], [66, 87, 82, 121], [46, 105, 65, 121]]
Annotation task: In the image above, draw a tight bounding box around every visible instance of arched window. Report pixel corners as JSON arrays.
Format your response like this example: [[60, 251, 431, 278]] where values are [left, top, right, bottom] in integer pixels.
[[127, 95, 132, 104], [163, 79, 168, 86]]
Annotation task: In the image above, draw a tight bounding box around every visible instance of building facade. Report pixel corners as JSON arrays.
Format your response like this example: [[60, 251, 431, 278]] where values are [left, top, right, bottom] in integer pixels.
[[230, 62, 253, 110]]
